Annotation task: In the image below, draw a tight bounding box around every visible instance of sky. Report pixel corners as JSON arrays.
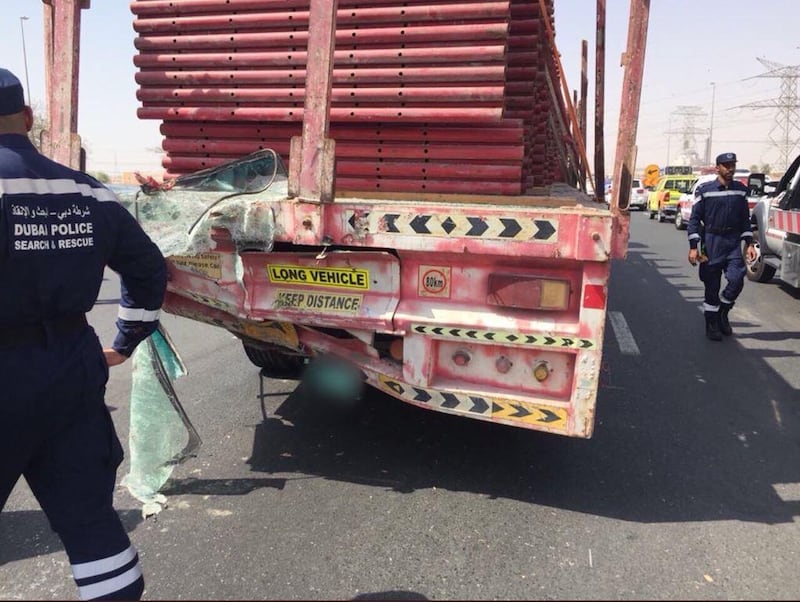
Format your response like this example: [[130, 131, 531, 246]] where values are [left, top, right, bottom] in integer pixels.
[[1, 1, 799, 178]]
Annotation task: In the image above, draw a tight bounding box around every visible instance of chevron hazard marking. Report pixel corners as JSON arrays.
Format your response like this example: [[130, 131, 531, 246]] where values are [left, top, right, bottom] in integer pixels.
[[362, 212, 558, 242], [491, 399, 567, 429], [377, 375, 490, 416], [411, 324, 595, 350], [377, 376, 567, 430]]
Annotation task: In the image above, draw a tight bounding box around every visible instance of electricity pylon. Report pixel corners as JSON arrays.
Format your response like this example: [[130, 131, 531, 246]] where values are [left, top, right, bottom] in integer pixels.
[[665, 106, 706, 167], [738, 58, 800, 171]]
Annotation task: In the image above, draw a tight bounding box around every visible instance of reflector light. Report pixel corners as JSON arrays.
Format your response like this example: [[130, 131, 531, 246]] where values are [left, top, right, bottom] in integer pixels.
[[532, 361, 550, 382], [452, 350, 471, 367], [582, 284, 606, 309], [496, 355, 512, 374], [389, 339, 404, 361], [487, 274, 570, 311]]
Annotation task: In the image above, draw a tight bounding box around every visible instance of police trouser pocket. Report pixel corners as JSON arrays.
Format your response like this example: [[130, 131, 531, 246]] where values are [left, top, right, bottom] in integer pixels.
[[82, 337, 122, 472]]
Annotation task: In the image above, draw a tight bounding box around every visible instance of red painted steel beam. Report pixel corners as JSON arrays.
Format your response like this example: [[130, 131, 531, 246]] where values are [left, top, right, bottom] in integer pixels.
[[135, 65, 507, 86], [158, 163, 525, 196], [130, 0, 310, 16], [42, 0, 90, 169], [132, 45, 507, 69], [133, 22, 509, 51], [334, 176, 522, 195], [335, 160, 522, 180], [137, 86, 506, 105], [162, 138, 291, 155], [290, 0, 337, 203], [160, 121, 300, 139], [332, 142, 524, 161], [138, 106, 506, 122], [160, 140, 524, 163], [611, 0, 649, 254], [132, 3, 511, 34], [131, 0, 506, 17], [160, 121, 524, 144], [580, 39, 589, 190], [594, 0, 606, 203]]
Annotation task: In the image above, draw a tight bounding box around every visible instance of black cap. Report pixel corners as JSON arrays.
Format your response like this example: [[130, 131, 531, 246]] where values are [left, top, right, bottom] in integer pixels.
[[0, 68, 25, 116], [715, 152, 737, 164]]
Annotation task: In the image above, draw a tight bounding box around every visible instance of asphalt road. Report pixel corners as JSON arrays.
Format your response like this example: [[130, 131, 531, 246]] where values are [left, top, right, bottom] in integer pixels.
[[2, 210, 799, 600]]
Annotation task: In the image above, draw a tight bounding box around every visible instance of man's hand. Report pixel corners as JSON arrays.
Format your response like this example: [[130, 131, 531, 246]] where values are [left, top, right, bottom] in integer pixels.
[[104, 348, 128, 367], [688, 248, 699, 266], [746, 243, 757, 263]]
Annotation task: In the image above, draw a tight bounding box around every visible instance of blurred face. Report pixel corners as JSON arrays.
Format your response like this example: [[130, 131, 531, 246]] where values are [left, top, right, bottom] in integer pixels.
[[716, 161, 736, 183]]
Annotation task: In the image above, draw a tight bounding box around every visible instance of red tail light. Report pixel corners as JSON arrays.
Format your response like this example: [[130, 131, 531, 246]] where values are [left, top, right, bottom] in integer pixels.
[[487, 274, 571, 311]]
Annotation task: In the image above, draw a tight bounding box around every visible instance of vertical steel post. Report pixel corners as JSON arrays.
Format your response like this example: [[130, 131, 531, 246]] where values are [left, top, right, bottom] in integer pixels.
[[580, 39, 588, 192], [594, 0, 606, 203], [287, 0, 338, 203], [41, 0, 90, 170], [611, 0, 650, 257]]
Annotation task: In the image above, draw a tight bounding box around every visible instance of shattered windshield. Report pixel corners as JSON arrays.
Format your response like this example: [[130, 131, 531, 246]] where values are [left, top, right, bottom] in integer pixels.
[[172, 148, 287, 193], [119, 151, 287, 514], [115, 149, 286, 257]]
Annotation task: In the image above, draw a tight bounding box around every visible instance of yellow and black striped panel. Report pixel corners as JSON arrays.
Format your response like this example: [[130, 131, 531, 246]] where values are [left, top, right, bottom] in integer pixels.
[[346, 211, 558, 242], [411, 324, 595, 350], [377, 375, 567, 431]]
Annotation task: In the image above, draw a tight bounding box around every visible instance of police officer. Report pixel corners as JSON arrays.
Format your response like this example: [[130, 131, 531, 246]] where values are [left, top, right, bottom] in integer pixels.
[[687, 152, 757, 341], [0, 67, 166, 599]]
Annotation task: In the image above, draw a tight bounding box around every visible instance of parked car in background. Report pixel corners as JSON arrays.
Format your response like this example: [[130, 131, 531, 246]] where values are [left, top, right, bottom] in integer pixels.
[[629, 178, 648, 210], [648, 172, 697, 222], [674, 173, 717, 230]]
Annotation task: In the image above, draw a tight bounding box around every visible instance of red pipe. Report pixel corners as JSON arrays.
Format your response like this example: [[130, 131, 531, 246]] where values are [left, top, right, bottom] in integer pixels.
[[133, 22, 508, 51], [160, 121, 524, 143], [131, 0, 505, 16], [137, 86, 506, 104], [138, 106, 505, 122], [132, 2, 511, 34], [133, 45, 507, 69], [135, 65, 507, 86]]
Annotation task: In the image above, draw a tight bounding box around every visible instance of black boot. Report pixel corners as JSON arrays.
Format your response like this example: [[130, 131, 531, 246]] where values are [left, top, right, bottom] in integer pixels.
[[719, 302, 734, 336], [705, 311, 722, 341]]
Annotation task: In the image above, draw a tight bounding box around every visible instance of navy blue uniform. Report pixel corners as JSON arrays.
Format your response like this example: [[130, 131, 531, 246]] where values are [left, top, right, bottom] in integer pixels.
[[687, 178, 753, 310], [0, 133, 167, 599]]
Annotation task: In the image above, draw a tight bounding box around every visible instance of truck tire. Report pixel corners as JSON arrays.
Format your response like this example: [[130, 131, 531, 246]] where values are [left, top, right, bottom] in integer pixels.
[[674, 212, 686, 230], [242, 341, 306, 379], [743, 239, 776, 283]]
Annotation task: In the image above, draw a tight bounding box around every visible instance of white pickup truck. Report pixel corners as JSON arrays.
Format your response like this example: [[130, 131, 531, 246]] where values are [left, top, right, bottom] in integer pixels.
[[746, 158, 800, 289]]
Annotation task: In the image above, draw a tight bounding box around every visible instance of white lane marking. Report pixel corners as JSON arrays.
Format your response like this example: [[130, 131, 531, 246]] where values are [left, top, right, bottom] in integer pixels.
[[609, 311, 641, 355], [772, 482, 800, 502]]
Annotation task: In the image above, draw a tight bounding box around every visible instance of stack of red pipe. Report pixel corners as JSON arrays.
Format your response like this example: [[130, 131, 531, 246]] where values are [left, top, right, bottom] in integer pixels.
[[131, 0, 568, 194]]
